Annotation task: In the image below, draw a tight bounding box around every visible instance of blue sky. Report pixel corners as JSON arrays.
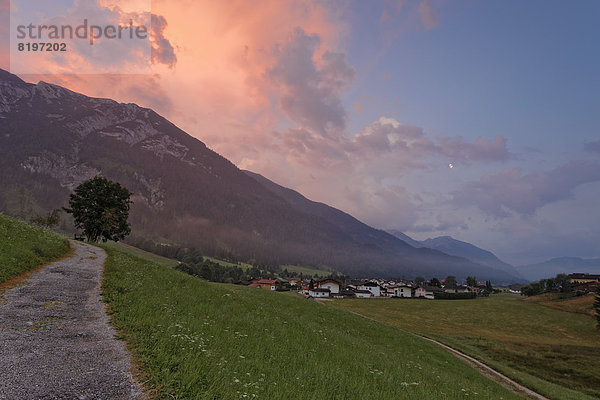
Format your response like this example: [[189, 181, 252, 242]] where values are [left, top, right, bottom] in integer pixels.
[[330, 0, 600, 263]]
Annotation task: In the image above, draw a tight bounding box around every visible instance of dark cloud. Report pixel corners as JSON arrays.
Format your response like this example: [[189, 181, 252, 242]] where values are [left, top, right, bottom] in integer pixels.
[[437, 135, 510, 163], [268, 27, 355, 135], [452, 161, 600, 218], [151, 14, 177, 68], [585, 140, 600, 153]]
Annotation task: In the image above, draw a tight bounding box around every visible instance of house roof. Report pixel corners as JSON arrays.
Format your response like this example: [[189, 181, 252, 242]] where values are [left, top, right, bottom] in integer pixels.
[[360, 282, 379, 287], [310, 288, 331, 293], [572, 282, 598, 291], [353, 289, 372, 294], [569, 273, 600, 280], [256, 279, 277, 284], [316, 278, 340, 285]]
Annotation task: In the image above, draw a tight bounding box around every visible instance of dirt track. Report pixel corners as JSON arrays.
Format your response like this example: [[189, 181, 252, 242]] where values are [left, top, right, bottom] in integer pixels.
[[0, 241, 143, 400]]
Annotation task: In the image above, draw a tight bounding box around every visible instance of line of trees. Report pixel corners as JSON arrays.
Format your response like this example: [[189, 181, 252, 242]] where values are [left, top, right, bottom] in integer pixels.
[[520, 273, 572, 297]]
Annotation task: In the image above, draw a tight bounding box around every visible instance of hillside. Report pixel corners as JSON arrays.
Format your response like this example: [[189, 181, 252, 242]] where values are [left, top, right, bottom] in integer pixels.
[[517, 257, 600, 281], [522, 292, 597, 318], [0, 213, 70, 284], [100, 245, 522, 399], [0, 68, 518, 281]]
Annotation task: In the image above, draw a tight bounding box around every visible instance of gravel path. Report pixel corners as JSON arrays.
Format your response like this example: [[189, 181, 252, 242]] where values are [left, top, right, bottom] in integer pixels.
[[0, 241, 144, 400], [419, 336, 549, 400]]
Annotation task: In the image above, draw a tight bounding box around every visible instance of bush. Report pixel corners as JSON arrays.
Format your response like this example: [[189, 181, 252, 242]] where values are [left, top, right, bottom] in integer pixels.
[[434, 291, 477, 300]]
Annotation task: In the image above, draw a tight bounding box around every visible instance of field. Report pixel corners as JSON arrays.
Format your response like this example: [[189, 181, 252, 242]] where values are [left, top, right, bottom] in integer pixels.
[[0, 213, 70, 285], [202, 258, 332, 278], [280, 264, 333, 277], [329, 294, 600, 400], [522, 292, 596, 317], [100, 246, 522, 400]]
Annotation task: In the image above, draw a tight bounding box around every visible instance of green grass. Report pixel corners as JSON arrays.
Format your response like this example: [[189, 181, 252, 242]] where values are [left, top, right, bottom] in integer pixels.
[[522, 292, 596, 317], [201, 257, 331, 277], [329, 294, 600, 400], [202, 255, 253, 270], [0, 213, 70, 284], [103, 241, 179, 268], [281, 264, 332, 277], [101, 246, 523, 400]]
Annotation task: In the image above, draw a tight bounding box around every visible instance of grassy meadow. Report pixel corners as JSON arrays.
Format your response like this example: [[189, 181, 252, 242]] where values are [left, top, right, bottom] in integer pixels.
[[522, 292, 596, 318], [281, 264, 333, 277], [0, 213, 70, 284], [329, 294, 600, 400], [100, 246, 523, 400]]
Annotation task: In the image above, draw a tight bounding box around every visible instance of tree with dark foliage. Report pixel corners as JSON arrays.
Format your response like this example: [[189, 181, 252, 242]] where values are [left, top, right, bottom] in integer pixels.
[[64, 177, 132, 242], [444, 275, 457, 287], [466, 276, 477, 287]]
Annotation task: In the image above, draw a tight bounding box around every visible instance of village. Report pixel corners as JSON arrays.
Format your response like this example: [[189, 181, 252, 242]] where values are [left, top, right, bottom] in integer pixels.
[[242, 272, 600, 300], [242, 276, 488, 299]]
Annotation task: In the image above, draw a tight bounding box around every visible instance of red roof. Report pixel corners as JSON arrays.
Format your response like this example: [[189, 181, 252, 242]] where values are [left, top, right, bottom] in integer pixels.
[[256, 279, 277, 284]]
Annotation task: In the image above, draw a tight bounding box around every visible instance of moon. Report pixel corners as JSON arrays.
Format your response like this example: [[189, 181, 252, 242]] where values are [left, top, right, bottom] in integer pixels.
[[448, 163, 454, 169]]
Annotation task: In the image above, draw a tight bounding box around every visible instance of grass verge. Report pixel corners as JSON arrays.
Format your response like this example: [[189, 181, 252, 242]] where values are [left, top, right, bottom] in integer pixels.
[[101, 246, 522, 400], [0, 213, 70, 285]]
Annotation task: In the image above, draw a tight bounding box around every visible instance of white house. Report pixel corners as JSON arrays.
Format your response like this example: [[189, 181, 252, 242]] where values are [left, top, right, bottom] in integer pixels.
[[357, 282, 381, 297], [316, 278, 341, 294], [392, 283, 412, 298], [309, 288, 330, 298], [353, 289, 372, 299]]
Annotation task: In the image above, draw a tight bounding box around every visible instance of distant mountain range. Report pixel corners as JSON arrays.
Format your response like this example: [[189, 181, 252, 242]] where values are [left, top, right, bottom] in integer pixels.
[[387, 231, 522, 279], [0, 68, 522, 282], [516, 257, 600, 281]]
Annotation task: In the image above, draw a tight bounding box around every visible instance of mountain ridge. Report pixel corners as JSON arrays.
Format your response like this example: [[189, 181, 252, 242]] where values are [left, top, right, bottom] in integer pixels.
[[516, 257, 600, 281], [387, 231, 522, 279], [0, 68, 520, 282]]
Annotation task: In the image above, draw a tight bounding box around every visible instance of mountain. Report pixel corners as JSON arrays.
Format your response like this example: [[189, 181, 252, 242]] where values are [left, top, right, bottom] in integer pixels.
[[386, 229, 421, 248], [387, 231, 523, 280], [244, 171, 521, 283], [516, 257, 600, 281], [0, 69, 520, 281], [419, 236, 522, 278]]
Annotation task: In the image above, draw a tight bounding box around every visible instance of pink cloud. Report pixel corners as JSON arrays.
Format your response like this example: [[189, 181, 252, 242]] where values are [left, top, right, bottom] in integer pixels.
[[418, 0, 439, 30], [8, 1, 176, 74]]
